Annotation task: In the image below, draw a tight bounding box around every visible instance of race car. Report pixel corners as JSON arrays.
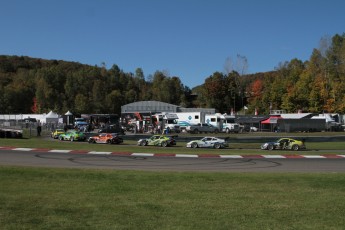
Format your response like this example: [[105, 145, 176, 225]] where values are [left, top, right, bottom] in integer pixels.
[[58, 130, 86, 141], [137, 135, 177, 147], [51, 129, 65, 139], [261, 138, 306, 151], [186, 136, 229, 149], [88, 133, 123, 144]]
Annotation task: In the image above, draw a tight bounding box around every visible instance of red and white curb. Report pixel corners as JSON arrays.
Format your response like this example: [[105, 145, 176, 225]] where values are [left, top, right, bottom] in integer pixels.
[[1, 146, 345, 159]]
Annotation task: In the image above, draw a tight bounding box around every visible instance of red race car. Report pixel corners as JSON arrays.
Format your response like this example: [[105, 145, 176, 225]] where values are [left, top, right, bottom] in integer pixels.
[[88, 133, 123, 144]]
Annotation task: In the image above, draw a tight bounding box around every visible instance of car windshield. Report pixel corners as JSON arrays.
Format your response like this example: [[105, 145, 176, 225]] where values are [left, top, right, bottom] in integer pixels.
[[150, 136, 159, 140], [167, 119, 178, 124], [277, 138, 289, 143], [201, 137, 211, 141]]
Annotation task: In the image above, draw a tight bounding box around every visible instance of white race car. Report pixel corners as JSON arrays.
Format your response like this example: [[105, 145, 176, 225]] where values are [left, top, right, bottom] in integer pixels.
[[186, 137, 229, 149]]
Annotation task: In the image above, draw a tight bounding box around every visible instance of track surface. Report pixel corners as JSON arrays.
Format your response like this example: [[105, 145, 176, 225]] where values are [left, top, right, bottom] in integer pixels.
[[1, 149, 345, 172]]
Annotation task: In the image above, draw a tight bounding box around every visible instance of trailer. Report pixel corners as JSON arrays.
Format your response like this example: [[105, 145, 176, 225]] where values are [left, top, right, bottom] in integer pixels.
[[174, 112, 210, 125]]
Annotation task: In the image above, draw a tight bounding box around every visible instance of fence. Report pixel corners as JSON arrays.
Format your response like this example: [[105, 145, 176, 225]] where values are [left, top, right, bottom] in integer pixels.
[[0, 120, 64, 138]]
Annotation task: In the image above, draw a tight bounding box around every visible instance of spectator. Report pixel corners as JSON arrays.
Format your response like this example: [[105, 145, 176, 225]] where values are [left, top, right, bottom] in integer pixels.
[[37, 124, 42, 136]]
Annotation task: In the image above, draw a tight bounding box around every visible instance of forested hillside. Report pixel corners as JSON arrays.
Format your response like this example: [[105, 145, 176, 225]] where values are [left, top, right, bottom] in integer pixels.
[[1, 33, 344, 115], [0, 56, 193, 114], [199, 33, 345, 114]]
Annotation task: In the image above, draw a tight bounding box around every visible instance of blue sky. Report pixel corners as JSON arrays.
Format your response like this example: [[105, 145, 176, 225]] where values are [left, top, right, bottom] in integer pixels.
[[1, 0, 345, 88]]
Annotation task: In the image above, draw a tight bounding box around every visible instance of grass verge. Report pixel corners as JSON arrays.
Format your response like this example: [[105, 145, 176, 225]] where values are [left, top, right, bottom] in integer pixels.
[[1, 166, 345, 229]]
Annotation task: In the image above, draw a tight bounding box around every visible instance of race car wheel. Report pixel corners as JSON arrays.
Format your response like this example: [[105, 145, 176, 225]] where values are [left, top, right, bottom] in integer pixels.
[[161, 141, 168, 147], [191, 142, 198, 148], [140, 141, 146, 146], [88, 139, 95, 144], [214, 143, 221, 149], [292, 144, 299, 151], [70, 137, 74, 142], [267, 144, 274, 150], [59, 136, 63, 141], [107, 140, 112, 144]]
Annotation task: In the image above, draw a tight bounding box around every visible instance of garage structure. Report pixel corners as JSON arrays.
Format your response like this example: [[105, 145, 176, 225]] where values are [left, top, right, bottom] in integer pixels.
[[235, 115, 269, 132], [121, 101, 215, 116], [121, 101, 215, 133]]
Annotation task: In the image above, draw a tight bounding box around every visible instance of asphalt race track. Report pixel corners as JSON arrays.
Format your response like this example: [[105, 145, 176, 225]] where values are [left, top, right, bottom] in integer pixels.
[[1, 149, 345, 172]]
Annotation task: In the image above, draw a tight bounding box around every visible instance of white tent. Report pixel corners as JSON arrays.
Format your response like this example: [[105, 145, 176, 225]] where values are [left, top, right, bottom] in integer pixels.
[[45, 111, 59, 123], [65, 111, 73, 125]]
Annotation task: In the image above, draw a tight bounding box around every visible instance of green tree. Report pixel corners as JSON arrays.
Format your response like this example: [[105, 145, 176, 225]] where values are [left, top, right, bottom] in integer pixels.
[[74, 93, 89, 114], [203, 72, 227, 112], [106, 90, 123, 114]]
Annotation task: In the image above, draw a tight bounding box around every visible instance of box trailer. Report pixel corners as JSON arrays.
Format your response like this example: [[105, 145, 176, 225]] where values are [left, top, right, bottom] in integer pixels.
[[174, 112, 209, 125]]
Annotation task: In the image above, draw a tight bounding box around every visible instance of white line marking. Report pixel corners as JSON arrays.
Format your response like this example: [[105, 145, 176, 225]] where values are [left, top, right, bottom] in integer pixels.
[[302, 155, 326, 158], [131, 153, 155, 157], [220, 155, 243, 158], [13, 148, 33, 151], [175, 154, 199, 158], [262, 155, 286, 158], [49, 149, 72, 153], [88, 151, 112, 155]]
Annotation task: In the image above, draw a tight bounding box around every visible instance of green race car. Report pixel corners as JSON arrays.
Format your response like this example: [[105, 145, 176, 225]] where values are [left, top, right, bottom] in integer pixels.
[[58, 130, 86, 142], [137, 135, 177, 147]]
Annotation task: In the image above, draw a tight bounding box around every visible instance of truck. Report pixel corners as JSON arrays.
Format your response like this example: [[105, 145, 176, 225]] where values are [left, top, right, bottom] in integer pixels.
[[222, 114, 240, 133], [205, 113, 240, 133], [186, 123, 220, 134], [151, 113, 180, 133]]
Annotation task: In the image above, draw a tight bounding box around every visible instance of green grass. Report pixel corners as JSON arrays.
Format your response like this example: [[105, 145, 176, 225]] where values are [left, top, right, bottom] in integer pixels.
[[0, 166, 345, 229], [1, 136, 345, 155], [1, 133, 345, 229]]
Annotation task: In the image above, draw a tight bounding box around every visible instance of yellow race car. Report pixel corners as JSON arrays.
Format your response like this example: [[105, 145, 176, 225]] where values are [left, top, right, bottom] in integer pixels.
[[51, 129, 65, 139], [261, 138, 306, 151]]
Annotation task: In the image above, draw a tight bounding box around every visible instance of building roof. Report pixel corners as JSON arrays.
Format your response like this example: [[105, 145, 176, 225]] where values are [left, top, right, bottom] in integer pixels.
[[280, 113, 314, 119], [235, 115, 269, 124], [121, 101, 179, 113], [121, 101, 216, 114]]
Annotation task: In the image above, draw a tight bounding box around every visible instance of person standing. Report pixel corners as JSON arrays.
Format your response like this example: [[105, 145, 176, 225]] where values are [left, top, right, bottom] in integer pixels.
[[37, 124, 42, 136]]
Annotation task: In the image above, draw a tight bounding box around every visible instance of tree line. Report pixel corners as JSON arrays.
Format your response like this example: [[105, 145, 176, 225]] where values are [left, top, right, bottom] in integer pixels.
[[199, 33, 345, 115], [0, 57, 193, 115], [0, 33, 344, 116]]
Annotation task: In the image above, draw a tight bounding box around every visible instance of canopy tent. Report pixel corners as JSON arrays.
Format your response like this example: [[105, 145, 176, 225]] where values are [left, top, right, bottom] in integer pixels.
[[45, 111, 59, 123], [261, 116, 282, 124], [65, 111, 73, 125]]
